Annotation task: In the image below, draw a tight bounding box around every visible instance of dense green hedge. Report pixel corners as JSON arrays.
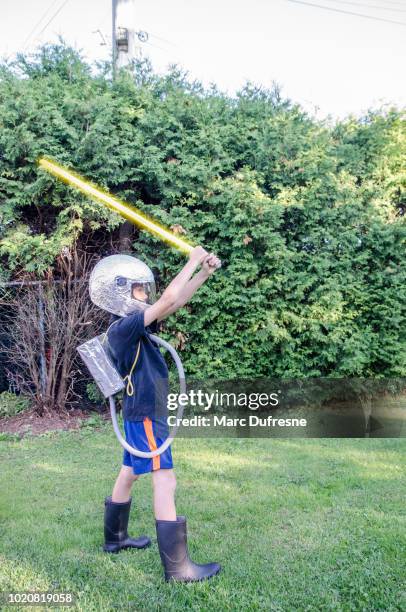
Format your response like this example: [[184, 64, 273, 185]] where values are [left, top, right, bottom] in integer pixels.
[[0, 44, 404, 379]]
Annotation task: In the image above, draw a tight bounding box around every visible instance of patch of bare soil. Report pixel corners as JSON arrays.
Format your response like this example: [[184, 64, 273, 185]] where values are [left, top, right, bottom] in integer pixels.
[[0, 407, 104, 437]]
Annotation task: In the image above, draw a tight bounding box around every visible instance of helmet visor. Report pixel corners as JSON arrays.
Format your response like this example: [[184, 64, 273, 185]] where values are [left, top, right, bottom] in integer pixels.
[[131, 280, 156, 307]]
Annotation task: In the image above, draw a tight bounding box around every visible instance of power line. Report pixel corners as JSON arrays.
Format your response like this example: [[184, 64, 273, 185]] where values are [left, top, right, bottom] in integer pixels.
[[34, 0, 71, 43], [149, 32, 178, 47], [94, 6, 112, 32], [377, 1, 406, 6], [22, 0, 61, 49], [144, 40, 171, 54], [323, 0, 406, 12], [286, 0, 406, 24]]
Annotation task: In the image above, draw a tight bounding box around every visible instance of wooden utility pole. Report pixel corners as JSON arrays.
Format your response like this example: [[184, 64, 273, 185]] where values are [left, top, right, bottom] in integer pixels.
[[112, 0, 138, 77], [112, 0, 137, 251]]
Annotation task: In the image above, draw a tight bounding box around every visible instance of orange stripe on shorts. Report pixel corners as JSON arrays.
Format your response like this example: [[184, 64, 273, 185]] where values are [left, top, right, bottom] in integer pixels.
[[143, 417, 160, 471]]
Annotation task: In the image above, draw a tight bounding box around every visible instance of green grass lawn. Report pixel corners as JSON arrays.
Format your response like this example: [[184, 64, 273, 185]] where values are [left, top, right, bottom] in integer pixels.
[[0, 419, 405, 611]]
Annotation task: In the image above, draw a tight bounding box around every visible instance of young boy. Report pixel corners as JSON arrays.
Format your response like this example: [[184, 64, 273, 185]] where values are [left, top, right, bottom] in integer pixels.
[[89, 246, 221, 582]]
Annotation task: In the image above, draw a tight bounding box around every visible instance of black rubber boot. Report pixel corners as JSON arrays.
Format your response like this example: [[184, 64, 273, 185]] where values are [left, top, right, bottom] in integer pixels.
[[155, 515, 221, 582], [103, 496, 151, 553]]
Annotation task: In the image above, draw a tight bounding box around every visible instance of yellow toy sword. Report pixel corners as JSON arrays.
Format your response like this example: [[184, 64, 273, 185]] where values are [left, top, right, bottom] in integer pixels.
[[38, 158, 194, 256]]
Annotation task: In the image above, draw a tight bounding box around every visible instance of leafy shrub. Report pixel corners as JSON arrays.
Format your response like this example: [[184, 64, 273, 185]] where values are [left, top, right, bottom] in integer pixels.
[[0, 44, 404, 381], [79, 414, 107, 429], [86, 382, 105, 405], [0, 392, 30, 418]]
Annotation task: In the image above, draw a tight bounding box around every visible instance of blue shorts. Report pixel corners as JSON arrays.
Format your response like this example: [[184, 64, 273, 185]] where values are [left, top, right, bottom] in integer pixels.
[[122, 417, 174, 475]]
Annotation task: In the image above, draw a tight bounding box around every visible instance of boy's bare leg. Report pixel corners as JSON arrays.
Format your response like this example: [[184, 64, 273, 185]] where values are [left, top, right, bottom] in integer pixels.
[[152, 469, 177, 520], [111, 465, 139, 502]]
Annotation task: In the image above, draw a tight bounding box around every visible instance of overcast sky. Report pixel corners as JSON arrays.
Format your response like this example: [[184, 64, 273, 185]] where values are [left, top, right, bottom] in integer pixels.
[[1, 0, 405, 120]]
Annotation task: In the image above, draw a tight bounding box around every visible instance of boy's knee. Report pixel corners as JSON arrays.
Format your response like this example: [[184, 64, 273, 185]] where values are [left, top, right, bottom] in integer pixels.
[[120, 466, 139, 483]]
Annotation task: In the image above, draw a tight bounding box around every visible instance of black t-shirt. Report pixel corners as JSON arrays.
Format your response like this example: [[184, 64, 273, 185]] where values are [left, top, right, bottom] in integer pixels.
[[107, 311, 169, 423]]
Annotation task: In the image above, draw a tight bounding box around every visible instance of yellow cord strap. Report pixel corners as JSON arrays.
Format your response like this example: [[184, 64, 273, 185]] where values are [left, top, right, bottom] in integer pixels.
[[102, 320, 142, 397], [123, 340, 141, 397]]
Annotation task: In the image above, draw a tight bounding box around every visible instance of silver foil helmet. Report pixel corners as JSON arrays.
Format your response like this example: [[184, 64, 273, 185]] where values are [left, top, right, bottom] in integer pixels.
[[89, 254, 156, 317]]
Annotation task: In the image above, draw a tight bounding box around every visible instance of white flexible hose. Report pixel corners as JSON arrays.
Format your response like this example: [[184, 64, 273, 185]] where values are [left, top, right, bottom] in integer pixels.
[[109, 334, 186, 458]]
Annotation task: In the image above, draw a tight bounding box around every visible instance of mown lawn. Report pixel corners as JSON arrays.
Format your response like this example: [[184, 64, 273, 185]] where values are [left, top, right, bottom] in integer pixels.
[[0, 419, 405, 611]]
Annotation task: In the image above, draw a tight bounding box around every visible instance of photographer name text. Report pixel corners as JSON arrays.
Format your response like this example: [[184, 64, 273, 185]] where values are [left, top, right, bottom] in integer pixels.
[[168, 415, 307, 428]]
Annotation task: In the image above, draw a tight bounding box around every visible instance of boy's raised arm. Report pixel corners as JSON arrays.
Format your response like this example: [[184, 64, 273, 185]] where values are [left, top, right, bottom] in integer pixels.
[[157, 254, 220, 321], [144, 247, 220, 327]]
